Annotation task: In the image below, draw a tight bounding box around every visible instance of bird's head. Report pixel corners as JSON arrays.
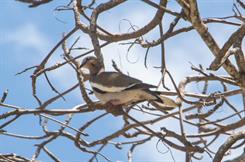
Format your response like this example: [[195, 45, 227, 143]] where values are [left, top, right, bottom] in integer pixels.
[[80, 56, 104, 76]]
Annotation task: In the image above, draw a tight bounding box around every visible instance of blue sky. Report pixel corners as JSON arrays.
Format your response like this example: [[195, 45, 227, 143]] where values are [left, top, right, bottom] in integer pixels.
[[0, 0, 244, 162]]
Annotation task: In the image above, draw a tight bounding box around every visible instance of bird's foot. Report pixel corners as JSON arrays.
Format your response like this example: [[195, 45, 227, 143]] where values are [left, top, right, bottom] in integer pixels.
[[104, 101, 124, 116]]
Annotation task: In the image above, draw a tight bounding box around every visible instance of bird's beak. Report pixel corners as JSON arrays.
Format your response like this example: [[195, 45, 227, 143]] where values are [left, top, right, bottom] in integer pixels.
[[80, 62, 90, 75], [80, 62, 89, 69]]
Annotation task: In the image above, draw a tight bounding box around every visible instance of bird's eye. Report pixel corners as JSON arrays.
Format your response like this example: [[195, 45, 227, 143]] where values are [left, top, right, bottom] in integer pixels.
[[90, 62, 96, 67]]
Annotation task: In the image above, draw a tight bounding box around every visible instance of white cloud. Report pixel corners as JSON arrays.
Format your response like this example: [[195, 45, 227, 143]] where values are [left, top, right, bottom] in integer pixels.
[[1, 23, 50, 53]]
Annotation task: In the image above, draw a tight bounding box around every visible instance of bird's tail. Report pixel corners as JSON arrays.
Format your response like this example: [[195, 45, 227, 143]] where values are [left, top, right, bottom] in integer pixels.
[[147, 90, 179, 111]]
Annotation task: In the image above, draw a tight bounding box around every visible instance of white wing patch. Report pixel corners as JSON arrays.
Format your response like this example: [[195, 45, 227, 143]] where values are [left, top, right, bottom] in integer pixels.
[[90, 82, 136, 92]]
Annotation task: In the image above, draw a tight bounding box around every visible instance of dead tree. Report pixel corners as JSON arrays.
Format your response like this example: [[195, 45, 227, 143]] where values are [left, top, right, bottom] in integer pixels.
[[1, 0, 245, 161]]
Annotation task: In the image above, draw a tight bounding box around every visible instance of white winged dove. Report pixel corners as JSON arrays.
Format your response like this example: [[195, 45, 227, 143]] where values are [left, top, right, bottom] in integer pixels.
[[80, 56, 178, 110]]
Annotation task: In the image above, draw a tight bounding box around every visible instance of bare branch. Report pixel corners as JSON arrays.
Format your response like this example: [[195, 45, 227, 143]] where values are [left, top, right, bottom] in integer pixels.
[[213, 130, 245, 162]]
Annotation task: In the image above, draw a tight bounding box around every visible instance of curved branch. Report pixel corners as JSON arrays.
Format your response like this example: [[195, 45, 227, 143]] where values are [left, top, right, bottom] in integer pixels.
[[213, 130, 245, 162], [74, 0, 167, 42]]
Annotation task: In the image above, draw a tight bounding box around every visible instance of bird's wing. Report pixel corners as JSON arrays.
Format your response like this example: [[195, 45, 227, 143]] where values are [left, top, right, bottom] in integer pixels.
[[90, 72, 157, 93]]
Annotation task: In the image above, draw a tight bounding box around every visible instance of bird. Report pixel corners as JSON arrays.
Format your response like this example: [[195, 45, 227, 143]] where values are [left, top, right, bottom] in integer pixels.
[[80, 56, 178, 111]]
